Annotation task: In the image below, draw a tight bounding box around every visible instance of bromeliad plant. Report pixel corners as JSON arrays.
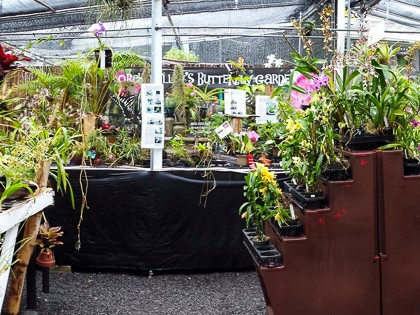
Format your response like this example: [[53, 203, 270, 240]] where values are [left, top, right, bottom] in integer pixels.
[[36, 221, 64, 252], [240, 163, 291, 242]]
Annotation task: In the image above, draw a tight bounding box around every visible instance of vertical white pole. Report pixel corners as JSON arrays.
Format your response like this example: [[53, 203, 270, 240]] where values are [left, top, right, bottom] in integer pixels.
[[346, 0, 351, 51], [150, 0, 163, 170], [336, 0, 346, 78]]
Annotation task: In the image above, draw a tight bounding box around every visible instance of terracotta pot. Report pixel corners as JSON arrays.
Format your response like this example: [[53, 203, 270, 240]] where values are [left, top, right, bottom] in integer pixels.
[[236, 154, 248, 167], [36, 249, 55, 268]]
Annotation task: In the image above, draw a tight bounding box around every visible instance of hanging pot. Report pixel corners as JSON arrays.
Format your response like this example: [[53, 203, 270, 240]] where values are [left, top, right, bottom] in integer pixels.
[[35, 249, 55, 268]]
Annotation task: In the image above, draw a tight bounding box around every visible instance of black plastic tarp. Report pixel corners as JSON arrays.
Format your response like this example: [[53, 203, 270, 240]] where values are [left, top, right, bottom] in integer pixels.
[[46, 167, 285, 271]]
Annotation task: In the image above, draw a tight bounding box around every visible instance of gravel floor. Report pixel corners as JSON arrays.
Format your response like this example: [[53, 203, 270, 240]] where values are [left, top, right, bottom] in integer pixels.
[[16, 269, 266, 315]]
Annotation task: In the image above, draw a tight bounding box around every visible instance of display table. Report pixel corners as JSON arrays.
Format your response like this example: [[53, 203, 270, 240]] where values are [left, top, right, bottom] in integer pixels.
[[47, 166, 286, 271]]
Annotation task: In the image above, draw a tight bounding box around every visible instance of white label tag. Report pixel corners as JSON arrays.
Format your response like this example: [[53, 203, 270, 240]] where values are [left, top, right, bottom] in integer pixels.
[[289, 204, 295, 219], [215, 121, 233, 139], [384, 116, 389, 128]]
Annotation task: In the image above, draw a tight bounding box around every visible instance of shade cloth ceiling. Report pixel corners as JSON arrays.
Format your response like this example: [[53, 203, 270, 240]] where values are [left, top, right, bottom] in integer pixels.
[[0, 0, 419, 63]]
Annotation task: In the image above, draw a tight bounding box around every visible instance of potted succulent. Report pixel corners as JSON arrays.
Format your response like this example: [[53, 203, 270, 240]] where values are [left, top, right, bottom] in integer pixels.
[[35, 221, 64, 268]]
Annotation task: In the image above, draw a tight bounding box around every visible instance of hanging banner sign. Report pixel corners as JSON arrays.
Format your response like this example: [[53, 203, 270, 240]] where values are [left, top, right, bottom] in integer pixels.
[[224, 89, 247, 115], [118, 67, 292, 90], [141, 84, 165, 149], [255, 95, 278, 124]]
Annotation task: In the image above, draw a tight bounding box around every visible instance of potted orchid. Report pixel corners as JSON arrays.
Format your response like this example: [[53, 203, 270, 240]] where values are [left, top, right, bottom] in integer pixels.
[[277, 72, 340, 195], [229, 130, 260, 166], [239, 163, 291, 244]]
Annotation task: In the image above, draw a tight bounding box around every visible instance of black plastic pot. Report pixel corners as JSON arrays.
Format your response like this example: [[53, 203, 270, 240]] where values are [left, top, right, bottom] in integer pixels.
[[269, 219, 304, 237], [403, 158, 420, 176], [336, 133, 395, 151], [284, 181, 326, 210], [322, 163, 350, 181], [242, 229, 282, 268]]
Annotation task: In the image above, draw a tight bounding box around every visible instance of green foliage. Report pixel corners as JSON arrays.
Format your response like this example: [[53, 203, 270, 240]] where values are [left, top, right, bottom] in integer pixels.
[[164, 48, 199, 62], [0, 116, 78, 207], [0, 181, 33, 207], [112, 50, 145, 70], [112, 129, 143, 165], [93, 0, 137, 22], [239, 164, 290, 240], [168, 135, 190, 162], [277, 101, 338, 192]]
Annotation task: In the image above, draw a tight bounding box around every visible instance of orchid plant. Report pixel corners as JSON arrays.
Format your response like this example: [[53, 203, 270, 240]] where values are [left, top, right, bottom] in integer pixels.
[[230, 130, 260, 155], [240, 163, 291, 242]]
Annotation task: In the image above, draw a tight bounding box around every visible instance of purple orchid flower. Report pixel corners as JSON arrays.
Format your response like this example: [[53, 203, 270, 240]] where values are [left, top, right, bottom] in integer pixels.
[[247, 131, 260, 143], [411, 120, 420, 128], [88, 21, 106, 37]]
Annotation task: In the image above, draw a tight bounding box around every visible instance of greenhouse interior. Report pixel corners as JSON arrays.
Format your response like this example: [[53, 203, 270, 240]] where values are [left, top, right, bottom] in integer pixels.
[[1, 0, 420, 314]]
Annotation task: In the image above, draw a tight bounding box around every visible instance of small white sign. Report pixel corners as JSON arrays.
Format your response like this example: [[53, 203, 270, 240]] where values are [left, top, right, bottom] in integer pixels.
[[215, 121, 233, 139], [141, 84, 165, 149], [255, 95, 278, 124], [224, 89, 246, 115]]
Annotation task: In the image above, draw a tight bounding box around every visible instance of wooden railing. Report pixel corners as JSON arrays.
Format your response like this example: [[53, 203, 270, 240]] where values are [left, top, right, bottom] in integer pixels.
[[0, 190, 54, 309]]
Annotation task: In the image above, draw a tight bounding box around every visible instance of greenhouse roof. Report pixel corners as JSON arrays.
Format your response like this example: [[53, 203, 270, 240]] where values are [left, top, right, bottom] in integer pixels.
[[0, 0, 419, 64]]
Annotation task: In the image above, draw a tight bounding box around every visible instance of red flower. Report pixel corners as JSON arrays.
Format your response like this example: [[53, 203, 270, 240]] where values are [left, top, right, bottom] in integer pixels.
[[0, 44, 31, 74]]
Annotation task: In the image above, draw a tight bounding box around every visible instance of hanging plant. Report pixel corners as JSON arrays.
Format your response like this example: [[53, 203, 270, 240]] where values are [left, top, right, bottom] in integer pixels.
[[93, 0, 138, 22]]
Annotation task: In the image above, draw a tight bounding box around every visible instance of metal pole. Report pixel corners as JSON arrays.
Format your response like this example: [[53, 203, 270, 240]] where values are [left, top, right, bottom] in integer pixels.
[[336, 0, 345, 55], [346, 0, 351, 51], [150, 0, 163, 170], [336, 0, 346, 78]]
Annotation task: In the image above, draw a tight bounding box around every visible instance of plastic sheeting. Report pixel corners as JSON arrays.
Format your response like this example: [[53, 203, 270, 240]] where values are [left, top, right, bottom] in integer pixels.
[[46, 167, 286, 271]]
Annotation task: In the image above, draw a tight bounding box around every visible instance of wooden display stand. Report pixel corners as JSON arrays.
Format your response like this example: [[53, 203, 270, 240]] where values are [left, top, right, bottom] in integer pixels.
[[256, 151, 380, 315]]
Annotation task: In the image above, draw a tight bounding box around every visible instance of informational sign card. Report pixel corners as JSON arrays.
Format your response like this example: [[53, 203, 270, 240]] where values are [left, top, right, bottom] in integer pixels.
[[141, 84, 165, 149], [215, 121, 233, 139], [255, 95, 278, 124], [224, 89, 246, 115]]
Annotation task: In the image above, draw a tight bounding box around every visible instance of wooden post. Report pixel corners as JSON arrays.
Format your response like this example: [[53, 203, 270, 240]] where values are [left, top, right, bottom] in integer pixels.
[[265, 84, 274, 96], [225, 114, 259, 134], [5, 160, 51, 315], [231, 117, 243, 134], [83, 113, 97, 140]]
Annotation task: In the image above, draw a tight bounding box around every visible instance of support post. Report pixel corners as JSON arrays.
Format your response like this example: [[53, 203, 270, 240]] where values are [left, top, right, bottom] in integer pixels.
[[150, 0, 163, 170], [336, 0, 346, 78], [26, 251, 37, 310]]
